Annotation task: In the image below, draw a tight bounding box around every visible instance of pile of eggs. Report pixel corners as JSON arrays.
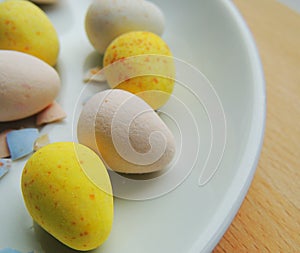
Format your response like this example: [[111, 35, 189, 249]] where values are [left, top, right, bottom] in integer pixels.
[[0, 0, 176, 251], [0, 0, 61, 122]]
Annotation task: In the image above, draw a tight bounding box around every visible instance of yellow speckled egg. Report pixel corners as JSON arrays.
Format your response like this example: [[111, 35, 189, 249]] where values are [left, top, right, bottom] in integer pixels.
[[21, 142, 113, 251], [0, 0, 59, 66], [103, 31, 175, 109]]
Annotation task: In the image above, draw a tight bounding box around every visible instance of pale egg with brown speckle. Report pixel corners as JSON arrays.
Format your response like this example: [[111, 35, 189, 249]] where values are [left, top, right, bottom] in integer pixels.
[[0, 50, 60, 122], [85, 0, 165, 54]]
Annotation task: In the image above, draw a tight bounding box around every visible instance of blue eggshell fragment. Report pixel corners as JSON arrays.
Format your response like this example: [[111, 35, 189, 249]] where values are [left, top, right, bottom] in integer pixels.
[[0, 248, 22, 253], [0, 166, 8, 178], [6, 128, 39, 160], [0, 159, 11, 179]]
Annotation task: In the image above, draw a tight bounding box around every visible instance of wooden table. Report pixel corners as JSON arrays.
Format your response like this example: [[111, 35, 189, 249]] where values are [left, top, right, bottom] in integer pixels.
[[214, 0, 300, 252]]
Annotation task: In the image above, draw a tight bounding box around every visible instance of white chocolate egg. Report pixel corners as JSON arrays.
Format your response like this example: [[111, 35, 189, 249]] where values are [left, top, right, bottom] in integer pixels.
[[77, 89, 175, 174], [85, 0, 165, 54], [0, 50, 60, 122]]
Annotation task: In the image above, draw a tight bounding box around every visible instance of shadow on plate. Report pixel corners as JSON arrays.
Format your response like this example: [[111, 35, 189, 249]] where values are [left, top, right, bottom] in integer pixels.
[[83, 51, 104, 74], [0, 116, 37, 132], [37, 0, 74, 36]]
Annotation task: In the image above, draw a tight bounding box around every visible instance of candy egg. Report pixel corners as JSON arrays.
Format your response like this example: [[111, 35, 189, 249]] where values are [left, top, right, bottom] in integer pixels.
[[0, 0, 59, 66], [85, 0, 165, 54], [0, 50, 60, 122], [21, 142, 113, 251], [77, 89, 176, 174], [103, 31, 175, 109]]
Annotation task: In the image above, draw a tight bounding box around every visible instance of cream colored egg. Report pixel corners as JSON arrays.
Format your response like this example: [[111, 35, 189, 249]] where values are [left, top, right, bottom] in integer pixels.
[[0, 50, 60, 122], [77, 89, 175, 174], [85, 0, 165, 54]]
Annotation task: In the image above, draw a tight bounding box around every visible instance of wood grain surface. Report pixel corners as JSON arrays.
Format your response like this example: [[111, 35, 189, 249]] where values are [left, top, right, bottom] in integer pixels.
[[214, 0, 300, 252]]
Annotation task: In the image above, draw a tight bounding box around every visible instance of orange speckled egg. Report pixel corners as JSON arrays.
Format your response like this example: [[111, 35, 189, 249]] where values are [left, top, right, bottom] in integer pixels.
[[21, 142, 113, 251], [0, 0, 59, 66], [103, 31, 175, 109]]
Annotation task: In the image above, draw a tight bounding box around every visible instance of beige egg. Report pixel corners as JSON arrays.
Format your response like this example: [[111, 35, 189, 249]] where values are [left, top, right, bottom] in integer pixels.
[[77, 89, 176, 174], [0, 50, 60, 122], [85, 0, 165, 54]]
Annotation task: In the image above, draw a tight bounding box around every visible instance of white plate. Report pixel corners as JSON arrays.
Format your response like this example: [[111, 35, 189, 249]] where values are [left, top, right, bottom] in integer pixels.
[[0, 0, 265, 252]]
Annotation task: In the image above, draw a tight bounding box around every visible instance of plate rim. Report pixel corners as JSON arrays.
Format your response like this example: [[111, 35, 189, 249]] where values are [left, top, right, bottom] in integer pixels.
[[198, 0, 266, 252]]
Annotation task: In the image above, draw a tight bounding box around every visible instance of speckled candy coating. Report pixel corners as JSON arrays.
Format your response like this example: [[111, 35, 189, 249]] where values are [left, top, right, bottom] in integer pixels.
[[21, 142, 113, 251], [103, 31, 175, 109], [0, 0, 59, 66]]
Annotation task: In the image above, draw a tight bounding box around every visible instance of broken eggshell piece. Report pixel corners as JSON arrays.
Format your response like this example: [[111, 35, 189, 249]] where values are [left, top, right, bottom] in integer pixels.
[[77, 89, 176, 174], [36, 101, 66, 126], [0, 159, 11, 179], [0, 129, 12, 158], [6, 128, 39, 160], [33, 134, 50, 151]]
